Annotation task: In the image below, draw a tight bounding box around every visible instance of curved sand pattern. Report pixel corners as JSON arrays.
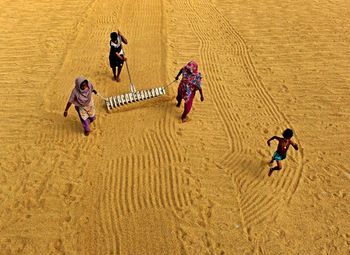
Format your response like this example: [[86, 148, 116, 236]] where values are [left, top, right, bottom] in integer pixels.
[[1, 0, 349, 254]]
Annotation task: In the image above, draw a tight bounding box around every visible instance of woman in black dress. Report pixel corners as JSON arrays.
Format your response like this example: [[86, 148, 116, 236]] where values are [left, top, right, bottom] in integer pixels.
[[109, 30, 128, 82]]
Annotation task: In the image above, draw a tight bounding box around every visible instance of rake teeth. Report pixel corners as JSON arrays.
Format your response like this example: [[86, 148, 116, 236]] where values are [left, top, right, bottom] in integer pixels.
[[125, 93, 130, 103], [136, 92, 141, 101], [106, 100, 112, 111], [106, 87, 166, 110], [128, 93, 134, 102], [132, 93, 137, 101], [120, 95, 125, 104], [107, 97, 112, 109], [140, 90, 145, 100]]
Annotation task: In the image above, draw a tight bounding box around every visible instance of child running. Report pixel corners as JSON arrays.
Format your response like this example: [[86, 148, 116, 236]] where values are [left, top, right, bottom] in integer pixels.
[[63, 76, 98, 136], [267, 128, 298, 176]]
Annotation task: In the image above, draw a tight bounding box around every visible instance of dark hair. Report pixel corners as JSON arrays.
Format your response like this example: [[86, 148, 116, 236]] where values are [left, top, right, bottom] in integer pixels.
[[80, 80, 88, 89], [110, 32, 118, 41], [282, 128, 293, 138]]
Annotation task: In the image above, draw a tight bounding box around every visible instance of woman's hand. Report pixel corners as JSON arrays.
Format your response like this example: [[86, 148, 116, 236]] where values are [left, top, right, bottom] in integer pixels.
[[63, 102, 72, 117]]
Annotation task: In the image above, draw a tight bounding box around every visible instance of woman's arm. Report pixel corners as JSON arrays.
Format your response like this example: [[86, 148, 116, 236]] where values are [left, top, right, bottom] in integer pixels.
[[114, 51, 126, 61], [118, 30, 128, 44], [63, 102, 72, 117], [199, 88, 204, 101], [175, 69, 182, 80]]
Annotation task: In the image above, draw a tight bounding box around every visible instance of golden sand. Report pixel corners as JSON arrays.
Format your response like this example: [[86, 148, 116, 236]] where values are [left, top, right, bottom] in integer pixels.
[[0, 0, 349, 254]]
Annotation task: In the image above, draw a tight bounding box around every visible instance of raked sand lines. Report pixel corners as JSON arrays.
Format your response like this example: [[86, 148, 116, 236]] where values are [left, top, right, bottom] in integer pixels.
[[76, 1, 195, 251], [1, 0, 349, 253], [200, 2, 304, 199], [44, 0, 124, 111], [179, 0, 247, 157], [184, 0, 303, 197], [168, 0, 304, 242], [0, 1, 102, 252], [98, 164, 121, 255], [0, 0, 94, 143], [118, 0, 167, 87], [166, 8, 242, 158], [103, 154, 194, 218], [174, 0, 252, 179]]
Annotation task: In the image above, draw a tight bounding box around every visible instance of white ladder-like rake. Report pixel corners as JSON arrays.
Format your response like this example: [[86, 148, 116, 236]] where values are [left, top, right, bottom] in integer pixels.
[[97, 50, 176, 111], [105, 86, 166, 111], [106, 58, 167, 110], [99, 79, 176, 111]]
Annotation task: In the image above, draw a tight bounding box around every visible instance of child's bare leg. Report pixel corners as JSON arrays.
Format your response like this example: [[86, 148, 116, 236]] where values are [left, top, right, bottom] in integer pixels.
[[268, 161, 282, 176]]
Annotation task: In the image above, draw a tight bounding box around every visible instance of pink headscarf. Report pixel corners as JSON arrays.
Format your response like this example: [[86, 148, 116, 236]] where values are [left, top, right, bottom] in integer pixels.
[[179, 61, 202, 101], [183, 60, 199, 76], [68, 76, 94, 107]]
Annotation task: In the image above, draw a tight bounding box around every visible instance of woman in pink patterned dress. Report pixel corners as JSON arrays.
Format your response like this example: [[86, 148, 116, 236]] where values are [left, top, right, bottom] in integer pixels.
[[175, 61, 204, 122]]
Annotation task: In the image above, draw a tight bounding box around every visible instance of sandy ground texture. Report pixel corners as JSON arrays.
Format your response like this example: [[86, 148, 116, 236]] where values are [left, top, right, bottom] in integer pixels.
[[1, 0, 349, 254]]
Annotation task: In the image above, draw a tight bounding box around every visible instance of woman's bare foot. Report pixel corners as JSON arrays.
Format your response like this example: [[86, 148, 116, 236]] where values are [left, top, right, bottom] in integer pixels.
[[84, 130, 90, 136], [182, 117, 188, 123], [116, 76, 121, 82]]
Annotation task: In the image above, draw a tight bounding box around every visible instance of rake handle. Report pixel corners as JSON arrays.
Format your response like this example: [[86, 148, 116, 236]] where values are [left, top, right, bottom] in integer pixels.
[[164, 79, 177, 88], [125, 60, 133, 85], [96, 92, 108, 101]]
